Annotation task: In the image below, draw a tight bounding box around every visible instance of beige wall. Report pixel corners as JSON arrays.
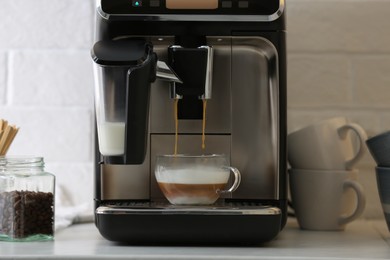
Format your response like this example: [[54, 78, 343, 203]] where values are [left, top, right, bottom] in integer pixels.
[[287, 0, 390, 218]]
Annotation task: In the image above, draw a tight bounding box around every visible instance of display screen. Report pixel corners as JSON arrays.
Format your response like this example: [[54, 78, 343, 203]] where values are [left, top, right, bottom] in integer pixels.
[[166, 0, 218, 9], [101, 0, 282, 17]]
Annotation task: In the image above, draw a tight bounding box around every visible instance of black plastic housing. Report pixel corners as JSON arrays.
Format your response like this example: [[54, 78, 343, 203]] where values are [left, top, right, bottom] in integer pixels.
[[169, 47, 208, 119], [96, 211, 282, 245]]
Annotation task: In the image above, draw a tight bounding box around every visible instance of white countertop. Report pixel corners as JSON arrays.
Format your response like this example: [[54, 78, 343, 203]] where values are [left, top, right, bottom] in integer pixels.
[[0, 218, 389, 260]]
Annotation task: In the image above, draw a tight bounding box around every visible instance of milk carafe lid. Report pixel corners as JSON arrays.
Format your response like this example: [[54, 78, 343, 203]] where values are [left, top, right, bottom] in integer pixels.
[[92, 39, 152, 66]]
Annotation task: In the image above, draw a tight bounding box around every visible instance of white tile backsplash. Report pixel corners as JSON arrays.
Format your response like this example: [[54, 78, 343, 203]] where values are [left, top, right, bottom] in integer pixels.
[[1, 107, 93, 162], [288, 53, 351, 107], [353, 55, 390, 107], [9, 50, 94, 106], [0, 52, 6, 105], [0, 0, 388, 219], [288, 0, 390, 52], [0, 0, 94, 49]]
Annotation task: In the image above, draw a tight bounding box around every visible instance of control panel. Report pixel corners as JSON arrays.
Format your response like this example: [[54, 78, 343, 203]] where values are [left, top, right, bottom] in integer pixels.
[[100, 0, 282, 16]]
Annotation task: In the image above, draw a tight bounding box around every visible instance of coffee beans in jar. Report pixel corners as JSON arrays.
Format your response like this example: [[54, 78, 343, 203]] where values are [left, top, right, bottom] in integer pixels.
[[0, 157, 55, 242]]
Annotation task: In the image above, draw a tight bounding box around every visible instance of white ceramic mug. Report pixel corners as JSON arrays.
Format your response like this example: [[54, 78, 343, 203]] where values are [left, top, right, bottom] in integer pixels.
[[289, 169, 366, 231], [288, 117, 367, 170]]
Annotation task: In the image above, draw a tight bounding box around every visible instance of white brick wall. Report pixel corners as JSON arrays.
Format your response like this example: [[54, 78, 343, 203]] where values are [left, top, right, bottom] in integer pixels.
[[288, 0, 390, 218], [0, 0, 388, 219], [10, 50, 94, 106], [0, 53, 6, 105], [0, 0, 96, 212], [0, 0, 94, 49]]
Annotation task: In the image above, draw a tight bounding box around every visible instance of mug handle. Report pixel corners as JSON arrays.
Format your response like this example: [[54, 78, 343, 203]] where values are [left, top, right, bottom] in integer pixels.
[[339, 180, 366, 226], [218, 167, 242, 193], [338, 123, 367, 169]]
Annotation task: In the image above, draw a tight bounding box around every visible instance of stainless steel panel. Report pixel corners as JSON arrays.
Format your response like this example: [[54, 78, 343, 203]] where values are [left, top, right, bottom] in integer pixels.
[[100, 36, 279, 202], [100, 163, 150, 200], [231, 37, 279, 200]]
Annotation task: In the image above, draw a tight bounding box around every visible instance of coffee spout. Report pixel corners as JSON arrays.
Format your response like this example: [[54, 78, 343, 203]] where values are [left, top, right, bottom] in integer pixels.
[[166, 45, 214, 119], [198, 46, 213, 100], [167, 45, 213, 101]]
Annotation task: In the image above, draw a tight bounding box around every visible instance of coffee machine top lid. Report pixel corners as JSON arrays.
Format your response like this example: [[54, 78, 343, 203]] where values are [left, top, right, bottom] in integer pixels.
[[92, 39, 152, 66]]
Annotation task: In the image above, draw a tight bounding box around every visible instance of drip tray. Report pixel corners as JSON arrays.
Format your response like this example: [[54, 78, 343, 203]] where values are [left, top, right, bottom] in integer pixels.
[[95, 201, 283, 245], [97, 201, 281, 216]]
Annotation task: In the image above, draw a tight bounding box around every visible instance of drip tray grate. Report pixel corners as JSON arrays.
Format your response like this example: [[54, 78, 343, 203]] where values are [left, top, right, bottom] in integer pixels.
[[97, 201, 281, 216]]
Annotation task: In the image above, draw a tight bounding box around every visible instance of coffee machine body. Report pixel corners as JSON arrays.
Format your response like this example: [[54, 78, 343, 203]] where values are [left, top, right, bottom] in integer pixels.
[[92, 0, 287, 245]]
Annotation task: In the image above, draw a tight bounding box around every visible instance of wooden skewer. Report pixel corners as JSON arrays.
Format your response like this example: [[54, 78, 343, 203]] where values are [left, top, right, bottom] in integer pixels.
[[0, 120, 19, 156], [0, 119, 7, 132], [1, 126, 19, 156], [0, 125, 12, 155]]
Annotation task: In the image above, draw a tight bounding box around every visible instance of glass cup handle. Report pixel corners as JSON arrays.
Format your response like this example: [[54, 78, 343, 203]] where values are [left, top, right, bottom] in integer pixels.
[[219, 167, 242, 194]]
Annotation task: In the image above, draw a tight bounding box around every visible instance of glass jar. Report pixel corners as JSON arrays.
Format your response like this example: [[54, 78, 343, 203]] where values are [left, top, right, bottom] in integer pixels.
[[0, 156, 55, 242]]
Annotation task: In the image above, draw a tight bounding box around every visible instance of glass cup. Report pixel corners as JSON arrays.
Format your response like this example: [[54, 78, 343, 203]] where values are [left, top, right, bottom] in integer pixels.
[[155, 154, 241, 205]]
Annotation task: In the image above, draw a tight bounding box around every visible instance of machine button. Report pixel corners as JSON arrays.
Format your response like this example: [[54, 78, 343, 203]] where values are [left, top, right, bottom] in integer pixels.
[[221, 1, 232, 8], [238, 1, 249, 8], [150, 0, 160, 7], [132, 0, 143, 7]]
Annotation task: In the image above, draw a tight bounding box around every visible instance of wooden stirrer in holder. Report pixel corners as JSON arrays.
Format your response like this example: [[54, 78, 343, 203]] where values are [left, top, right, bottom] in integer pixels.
[[0, 119, 19, 156]]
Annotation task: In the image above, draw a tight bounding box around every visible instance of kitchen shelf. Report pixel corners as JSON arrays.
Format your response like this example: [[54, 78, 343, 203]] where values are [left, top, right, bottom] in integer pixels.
[[0, 218, 389, 259]]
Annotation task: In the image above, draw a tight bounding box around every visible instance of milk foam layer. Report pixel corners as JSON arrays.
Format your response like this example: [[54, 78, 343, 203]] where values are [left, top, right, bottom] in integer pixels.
[[156, 167, 229, 184]]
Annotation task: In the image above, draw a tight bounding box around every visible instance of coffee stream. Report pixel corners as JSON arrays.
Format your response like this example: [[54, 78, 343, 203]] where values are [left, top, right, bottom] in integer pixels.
[[174, 99, 179, 155], [173, 99, 207, 155], [202, 99, 207, 150]]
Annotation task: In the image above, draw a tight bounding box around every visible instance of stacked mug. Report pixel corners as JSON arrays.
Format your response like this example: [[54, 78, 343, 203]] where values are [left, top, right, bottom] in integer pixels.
[[288, 117, 367, 231], [366, 131, 390, 231]]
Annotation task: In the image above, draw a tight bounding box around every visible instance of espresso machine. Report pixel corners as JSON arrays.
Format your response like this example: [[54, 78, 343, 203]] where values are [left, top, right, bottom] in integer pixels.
[[91, 0, 287, 245]]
